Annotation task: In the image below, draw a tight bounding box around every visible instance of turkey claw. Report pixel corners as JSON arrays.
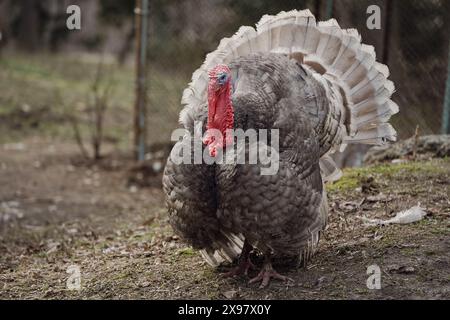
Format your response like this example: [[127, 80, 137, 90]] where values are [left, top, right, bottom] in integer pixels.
[[222, 258, 255, 278], [249, 263, 294, 289]]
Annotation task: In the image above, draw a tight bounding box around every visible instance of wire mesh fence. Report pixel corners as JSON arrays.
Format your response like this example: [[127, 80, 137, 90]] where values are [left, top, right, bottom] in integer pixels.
[[144, 0, 450, 145]]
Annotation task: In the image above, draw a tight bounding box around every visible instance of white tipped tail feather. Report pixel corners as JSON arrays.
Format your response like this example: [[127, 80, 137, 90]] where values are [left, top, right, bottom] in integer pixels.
[[200, 232, 245, 267], [180, 10, 399, 266]]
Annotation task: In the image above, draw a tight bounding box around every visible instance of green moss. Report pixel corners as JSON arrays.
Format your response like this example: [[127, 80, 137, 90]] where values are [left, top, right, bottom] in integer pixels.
[[327, 159, 450, 193], [177, 247, 196, 256]]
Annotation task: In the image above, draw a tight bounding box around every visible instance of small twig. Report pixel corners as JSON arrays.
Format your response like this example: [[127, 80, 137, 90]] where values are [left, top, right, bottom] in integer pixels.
[[54, 89, 89, 159], [69, 115, 90, 160], [89, 59, 114, 160]]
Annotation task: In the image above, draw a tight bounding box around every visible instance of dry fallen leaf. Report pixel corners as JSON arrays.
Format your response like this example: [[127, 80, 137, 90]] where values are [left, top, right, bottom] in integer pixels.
[[222, 290, 237, 299], [358, 204, 427, 226]]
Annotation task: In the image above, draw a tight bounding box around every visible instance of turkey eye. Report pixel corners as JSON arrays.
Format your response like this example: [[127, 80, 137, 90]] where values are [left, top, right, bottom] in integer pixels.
[[218, 74, 227, 84]]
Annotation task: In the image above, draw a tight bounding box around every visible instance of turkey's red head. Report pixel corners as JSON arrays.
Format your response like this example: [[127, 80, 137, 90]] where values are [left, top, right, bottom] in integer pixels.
[[203, 64, 234, 157]]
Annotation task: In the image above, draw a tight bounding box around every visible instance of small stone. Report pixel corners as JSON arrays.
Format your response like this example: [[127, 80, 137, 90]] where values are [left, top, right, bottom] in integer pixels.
[[387, 264, 416, 274], [398, 266, 415, 274]]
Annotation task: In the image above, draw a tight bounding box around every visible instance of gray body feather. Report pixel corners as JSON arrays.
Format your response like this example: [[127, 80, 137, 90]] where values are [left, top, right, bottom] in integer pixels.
[[163, 54, 332, 265]]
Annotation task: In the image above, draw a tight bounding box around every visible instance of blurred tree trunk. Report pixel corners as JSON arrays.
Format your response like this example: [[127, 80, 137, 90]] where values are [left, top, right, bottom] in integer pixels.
[[17, 0, 40, 51], [314, 0, 322, 20], [117, 23, 135, 65], [382, 0, 393, 64], [42, 0, 60, 52], [0, 0, 11, 54]]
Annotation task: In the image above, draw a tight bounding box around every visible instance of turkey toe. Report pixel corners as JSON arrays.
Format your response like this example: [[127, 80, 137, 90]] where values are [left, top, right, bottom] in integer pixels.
[[249, 261, 294, 289], [223, 258, 255, 277]]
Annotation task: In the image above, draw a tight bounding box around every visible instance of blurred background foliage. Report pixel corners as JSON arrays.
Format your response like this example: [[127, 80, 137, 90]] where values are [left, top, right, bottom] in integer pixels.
[[0, 0, 449, 154]]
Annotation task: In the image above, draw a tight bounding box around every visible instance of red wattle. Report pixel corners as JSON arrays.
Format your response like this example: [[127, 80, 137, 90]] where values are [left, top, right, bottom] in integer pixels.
[[204, 66, 234, 157]]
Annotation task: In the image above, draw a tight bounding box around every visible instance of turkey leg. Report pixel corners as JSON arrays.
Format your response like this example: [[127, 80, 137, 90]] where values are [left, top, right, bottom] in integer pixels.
[[249, 255, 294, 289], [223, 239, 255, 277]]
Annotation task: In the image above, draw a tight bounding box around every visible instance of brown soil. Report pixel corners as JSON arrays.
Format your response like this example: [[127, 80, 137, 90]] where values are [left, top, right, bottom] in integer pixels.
[[0, 139, 449, 299]]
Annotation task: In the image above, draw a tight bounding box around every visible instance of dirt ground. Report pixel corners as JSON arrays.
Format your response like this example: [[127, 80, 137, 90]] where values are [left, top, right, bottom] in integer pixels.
[[0, 138, 449, 300]]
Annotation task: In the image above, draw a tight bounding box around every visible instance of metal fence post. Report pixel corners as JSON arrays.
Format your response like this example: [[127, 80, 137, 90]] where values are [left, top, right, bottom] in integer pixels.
[[134, 0, 149, 162], [442, 42, 450, 134]]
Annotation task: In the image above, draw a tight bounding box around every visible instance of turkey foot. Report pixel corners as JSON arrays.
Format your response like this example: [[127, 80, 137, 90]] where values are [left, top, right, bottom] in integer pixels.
[[223, 240, 255, 277], [249, 258, 294, 289], [222, 257, 255, 277]]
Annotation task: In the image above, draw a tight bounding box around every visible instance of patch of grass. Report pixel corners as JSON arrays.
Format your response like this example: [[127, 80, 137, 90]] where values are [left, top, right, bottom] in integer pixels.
[[327, 159, 450, 193], [177, 247, 196, 256]]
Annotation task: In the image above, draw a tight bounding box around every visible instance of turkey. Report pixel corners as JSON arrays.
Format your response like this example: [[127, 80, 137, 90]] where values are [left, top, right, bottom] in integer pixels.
[[162, 9, 398, 288]]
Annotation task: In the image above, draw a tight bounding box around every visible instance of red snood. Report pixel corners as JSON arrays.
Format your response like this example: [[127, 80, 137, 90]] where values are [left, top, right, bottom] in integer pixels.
[[203, 70, 234, 157]]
